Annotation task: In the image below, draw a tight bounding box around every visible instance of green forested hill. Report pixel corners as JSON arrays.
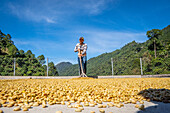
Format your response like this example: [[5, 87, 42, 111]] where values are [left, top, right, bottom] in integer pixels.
[[0, 30, 58, 76], [59, 25, 170, 76], [56, 62, 73, 75]]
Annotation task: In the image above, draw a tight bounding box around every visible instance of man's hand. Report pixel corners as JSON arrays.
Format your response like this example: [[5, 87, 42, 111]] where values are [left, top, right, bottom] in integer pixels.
[[78, 53, 83, 57], [78, 48, 80, 51]]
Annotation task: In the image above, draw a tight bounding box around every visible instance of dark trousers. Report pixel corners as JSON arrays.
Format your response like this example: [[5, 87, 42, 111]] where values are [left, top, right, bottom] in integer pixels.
[[78, 56, 87, 75]]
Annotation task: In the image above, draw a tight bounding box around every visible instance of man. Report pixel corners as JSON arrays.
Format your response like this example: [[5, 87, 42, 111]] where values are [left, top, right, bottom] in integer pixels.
[[74, 37, 87, 76]]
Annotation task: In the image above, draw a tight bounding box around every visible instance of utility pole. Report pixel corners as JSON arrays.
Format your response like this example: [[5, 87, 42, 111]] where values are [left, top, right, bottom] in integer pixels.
[[47, 58, 49, 76], [140, 58, 143, 75], [111, 58, 114, 76], [14, 58, 16, 76]]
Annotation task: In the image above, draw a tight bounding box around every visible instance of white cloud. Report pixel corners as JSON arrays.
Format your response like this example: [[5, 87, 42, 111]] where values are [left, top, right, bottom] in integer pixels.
[[13, 38, 61, 51], [83, 0, 107, 14], [13, 29, 147, 64], [7, 0, 116, 23], [74, 30, 146, 55], [45, 17, 56, 23], [8, 2, 56, 23]]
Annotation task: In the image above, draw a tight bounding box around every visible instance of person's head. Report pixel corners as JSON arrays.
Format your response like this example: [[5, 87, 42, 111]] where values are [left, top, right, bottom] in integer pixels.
[[79, 37, 84, 44]]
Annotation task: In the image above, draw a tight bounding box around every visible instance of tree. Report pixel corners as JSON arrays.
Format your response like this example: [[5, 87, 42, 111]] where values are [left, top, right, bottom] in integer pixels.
[[6, 34, 14, 44], [19, 50, 25, 57], [25, 50, 32, 58], [8, 45, 18, 56], [146, 29, 162, 58], [48, 62, 58, 76], [37, 55, 45, 65], [0, 30, 4, 46]]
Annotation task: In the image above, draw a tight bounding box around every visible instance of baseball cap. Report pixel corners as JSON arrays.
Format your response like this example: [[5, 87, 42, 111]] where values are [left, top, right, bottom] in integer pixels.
[[79, 37, 84, 40]]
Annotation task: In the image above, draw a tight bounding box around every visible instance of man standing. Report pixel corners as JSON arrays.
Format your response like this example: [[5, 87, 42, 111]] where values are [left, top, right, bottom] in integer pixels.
[[74, 37, 87, 76]]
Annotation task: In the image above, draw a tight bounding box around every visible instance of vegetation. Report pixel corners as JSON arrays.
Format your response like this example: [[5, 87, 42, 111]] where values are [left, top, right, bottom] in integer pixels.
[[56, 62, 73, 75], [146, 29, 162, 58], [0, 25, 169, 76], [59, 25, 170, 76], [0, 30, 58, 76]]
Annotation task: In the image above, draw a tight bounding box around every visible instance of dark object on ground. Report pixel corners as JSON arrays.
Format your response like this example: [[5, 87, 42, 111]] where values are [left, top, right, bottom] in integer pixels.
[[88, 75, 98, 78]]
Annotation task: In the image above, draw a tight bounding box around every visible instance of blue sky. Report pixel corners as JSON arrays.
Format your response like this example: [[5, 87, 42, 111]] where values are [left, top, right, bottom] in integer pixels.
[[0, 0, 170, 64]]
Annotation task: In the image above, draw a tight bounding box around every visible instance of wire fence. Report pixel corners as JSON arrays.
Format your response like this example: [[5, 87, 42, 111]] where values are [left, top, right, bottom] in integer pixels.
[[0, 57, 169, 76], [110, 57, 142, 75], [0, 57, 77, 76], [86, 57, 142, 76], [0, 57, 46, 76]]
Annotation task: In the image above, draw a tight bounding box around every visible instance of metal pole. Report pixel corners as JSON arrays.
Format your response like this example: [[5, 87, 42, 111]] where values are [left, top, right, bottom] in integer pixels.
[[140, 58, 143, 75], [111, 58, 114, 76], [47, 57, 48, 76], [14, 58, 16, 76]]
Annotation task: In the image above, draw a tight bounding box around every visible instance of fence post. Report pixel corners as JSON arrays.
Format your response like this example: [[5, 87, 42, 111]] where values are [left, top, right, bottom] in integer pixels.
[[140, 58, 143, 75], [111, 58, 114, 76], [14, 58, 16, 76], [47, 57, 48, 76]]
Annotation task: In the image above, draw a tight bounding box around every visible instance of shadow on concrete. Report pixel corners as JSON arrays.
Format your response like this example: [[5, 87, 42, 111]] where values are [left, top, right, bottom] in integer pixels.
[[137, 88, 170, 113], [88, 75, 98, 79]]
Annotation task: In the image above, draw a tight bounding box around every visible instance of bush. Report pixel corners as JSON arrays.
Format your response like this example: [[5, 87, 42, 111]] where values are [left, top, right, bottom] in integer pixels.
[[153, 67, 163, 74], [23, 74, 27, 76], [1, 72, 8, 76], [27, 71, 32, 76]]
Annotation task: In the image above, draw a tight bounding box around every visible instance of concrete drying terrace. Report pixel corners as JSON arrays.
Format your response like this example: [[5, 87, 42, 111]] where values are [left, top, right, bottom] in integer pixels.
[[0, 74, 170, 79]]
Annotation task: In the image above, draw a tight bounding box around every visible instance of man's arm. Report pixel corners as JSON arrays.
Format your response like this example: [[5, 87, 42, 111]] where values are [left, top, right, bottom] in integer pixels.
[[82, 44, 87, 55], [74, 44, 79, 52]]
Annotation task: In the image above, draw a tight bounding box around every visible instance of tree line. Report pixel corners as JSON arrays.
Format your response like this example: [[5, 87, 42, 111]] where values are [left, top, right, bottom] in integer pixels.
[[0, 30, 58, 76]]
